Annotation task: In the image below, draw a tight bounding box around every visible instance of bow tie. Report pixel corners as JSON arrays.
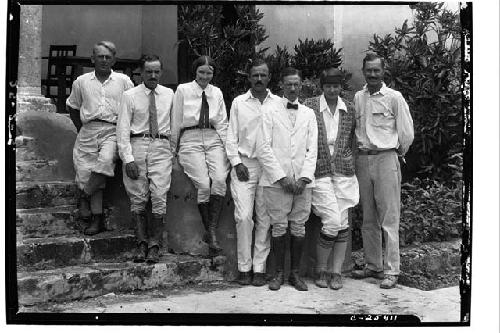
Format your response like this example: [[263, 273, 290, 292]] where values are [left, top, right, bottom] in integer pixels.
[[286, 102, 298, 110]]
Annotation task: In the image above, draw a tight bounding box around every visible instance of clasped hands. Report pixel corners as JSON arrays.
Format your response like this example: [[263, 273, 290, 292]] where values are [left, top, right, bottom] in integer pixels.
[[278, 176, 309, 195]]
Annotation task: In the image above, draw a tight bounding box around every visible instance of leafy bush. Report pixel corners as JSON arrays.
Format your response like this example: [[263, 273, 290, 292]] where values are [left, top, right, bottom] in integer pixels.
[[367, 2, 462, 180], [350, 177, 462, 249]]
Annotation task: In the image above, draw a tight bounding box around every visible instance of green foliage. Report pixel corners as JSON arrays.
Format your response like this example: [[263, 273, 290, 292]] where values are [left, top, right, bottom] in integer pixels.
[[350, 177, 462, 248], [178, 5, 269, 109], [367, 2, 462, 180]]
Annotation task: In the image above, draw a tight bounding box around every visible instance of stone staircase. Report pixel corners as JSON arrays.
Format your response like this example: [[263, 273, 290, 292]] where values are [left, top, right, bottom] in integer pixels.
[[15, 135, 226, 306]]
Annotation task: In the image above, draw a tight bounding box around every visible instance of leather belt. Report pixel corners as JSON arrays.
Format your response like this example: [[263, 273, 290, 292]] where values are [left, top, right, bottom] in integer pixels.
[[90, 119, 116, 125], [182, 124, 215, 131], [130, 133, 170, 140], [358, 148, 396, 155]]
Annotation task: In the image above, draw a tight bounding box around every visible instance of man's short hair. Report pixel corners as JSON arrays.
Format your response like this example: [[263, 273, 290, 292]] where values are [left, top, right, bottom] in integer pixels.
[[362, 53, 385, 69], [319, 67, 344, 87], [93, 41, 116, 56], [280, 67, 302, 81], [247, 58, 269, 74], [192, 55, 216, 76], [141, 54, 163, 69]]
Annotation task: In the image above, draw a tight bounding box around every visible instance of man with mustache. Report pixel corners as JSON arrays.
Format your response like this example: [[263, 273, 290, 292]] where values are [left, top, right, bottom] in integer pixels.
[[67, 41, 134, 235], [117, 55, 175, 263], [257, 67, 318, 291], [226, 59, 280, 286], [351, 53, 414, 289]]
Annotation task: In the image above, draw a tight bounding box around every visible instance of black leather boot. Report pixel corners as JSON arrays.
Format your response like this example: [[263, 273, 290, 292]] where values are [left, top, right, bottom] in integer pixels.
[[289, 235, 308, 291], [268, 235, 286, 291], [197, 202, 210, 242], [133, 211, 148, 263], [84, 214, 105, 236], [146, 214, 164, 264], [208, 195, 224, 254]]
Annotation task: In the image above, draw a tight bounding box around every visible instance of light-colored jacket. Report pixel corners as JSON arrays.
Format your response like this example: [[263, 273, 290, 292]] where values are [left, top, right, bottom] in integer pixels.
[[256, 100, 318, 188]]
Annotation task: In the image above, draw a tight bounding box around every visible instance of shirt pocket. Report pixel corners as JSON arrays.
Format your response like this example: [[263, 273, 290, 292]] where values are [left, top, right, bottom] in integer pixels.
[[370, 99, 394, 129]]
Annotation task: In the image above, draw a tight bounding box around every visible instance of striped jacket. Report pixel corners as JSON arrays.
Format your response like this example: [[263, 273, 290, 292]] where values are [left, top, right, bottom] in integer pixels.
[[304, 95, 356, 177]]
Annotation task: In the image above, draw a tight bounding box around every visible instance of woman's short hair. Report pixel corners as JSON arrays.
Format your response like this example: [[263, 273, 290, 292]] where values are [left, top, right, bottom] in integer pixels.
[[192, 55, 215, 76], [319, 68, 344, 87]]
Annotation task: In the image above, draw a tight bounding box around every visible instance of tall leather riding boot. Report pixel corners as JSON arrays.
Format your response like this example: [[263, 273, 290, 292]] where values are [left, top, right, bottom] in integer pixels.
[[197, 202, 210, 242], [146, 214, 164, 264], [208, 195, 224, 254], [133, 211, 148, 263], [84, 214, 104, 236], [268, 235, 286, 291], [289, 235, 308, 291]]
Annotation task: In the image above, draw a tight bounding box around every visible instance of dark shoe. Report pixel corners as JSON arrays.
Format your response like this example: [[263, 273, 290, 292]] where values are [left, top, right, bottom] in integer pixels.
[[329, 273, 343, 290], [236, 271, 252, 285], [84, 214, 104, 235], [134, 242, 148, 263], [380, 275, 398, 289], [208, 195, 225, 253], [252, 272, 267, 287], [289, 271, 308, 291], [315, 271, 329, 288], [146, 245, 160, 264], [351, 268, 384, 280], [268, 271, 284, 291]]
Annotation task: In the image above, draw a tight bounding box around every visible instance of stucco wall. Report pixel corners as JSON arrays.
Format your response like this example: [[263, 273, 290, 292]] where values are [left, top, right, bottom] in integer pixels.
[[41, 5, 178, 84]]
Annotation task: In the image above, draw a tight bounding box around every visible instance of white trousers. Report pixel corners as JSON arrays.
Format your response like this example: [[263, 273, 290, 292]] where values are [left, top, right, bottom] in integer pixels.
[[230, 157, 271, 273], [178, 129, 230, 203], [263, 186, 312, 237], [122, 137, 173, 215], [311, 175, 359, 236], [73, 121, 117, 190]]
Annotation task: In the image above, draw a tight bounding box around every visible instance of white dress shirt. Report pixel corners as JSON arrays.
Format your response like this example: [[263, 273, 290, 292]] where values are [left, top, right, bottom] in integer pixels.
[[354, 83, 414, 154], [171, 80, 228, 150], [117, 83, 174, 164], [66, 70, 134, 124], [226, 89, 282, 167], [257, 98, 318, 187], [320, 94, 348, 155]]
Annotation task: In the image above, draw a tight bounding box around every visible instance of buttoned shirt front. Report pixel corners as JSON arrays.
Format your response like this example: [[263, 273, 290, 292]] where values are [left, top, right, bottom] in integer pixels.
[[257, 99, 318, 187], [320, 94, 347, 155], [354, 83, 414, 154], [117, 83, 174, 164], [171, 80, 228, 150], [66, 70, 134, 124], [226, 89, 281, 166]]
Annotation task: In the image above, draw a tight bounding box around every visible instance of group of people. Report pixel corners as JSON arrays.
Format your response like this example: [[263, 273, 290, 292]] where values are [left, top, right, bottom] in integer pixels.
[[67, 40, 414, 292]]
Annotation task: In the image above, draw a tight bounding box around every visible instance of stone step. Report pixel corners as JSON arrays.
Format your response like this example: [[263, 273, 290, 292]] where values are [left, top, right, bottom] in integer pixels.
[[16, 181, 77, 209], [17, 254, 226, 305], [16, 159, 60, 181], [17, 231, 137, 270], [16, 205, 79, 241]]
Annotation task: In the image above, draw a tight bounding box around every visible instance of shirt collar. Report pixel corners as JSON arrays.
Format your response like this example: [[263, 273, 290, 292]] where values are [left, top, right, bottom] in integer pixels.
[[192, 80, 210, 97], [363, 82, 388, 96], [319, 94, 347, 114], [245, 89, 272, 102], [282, 97, 299, 108], [90, 70, 115, 81], [142, 83, 157, 95]]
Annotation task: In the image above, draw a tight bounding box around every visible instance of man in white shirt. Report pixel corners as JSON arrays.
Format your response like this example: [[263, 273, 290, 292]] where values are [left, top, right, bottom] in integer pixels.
[[67, 41, 134, 236], [226, 59, 280, 286], [116, 55, 174, 264], [257, 67, 318, 291], [351, 53, 414, 289]]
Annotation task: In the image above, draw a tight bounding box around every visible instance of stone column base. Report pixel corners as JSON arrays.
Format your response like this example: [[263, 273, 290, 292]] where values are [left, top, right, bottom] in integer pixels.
[[16, 95, 57, 113]]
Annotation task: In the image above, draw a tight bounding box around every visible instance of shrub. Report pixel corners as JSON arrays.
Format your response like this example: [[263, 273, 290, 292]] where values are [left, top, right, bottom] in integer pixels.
[[367, 2, 462, 180], [350, 177, 462, 249]]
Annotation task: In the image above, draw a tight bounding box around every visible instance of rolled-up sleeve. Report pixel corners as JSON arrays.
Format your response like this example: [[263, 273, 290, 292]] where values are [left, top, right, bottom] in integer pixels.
[[116, 93, 134, 164], [256, 111, 286, 184], [393, 93, 414, 155], [66, 79, 82, 110], [226, 100, 241, 166]]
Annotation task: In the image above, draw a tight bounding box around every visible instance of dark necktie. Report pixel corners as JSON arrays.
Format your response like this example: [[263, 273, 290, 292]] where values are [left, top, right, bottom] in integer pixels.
[[198, 91, 210, 128], [149, 90, 158, 137], [287, 102, 298, 110]]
